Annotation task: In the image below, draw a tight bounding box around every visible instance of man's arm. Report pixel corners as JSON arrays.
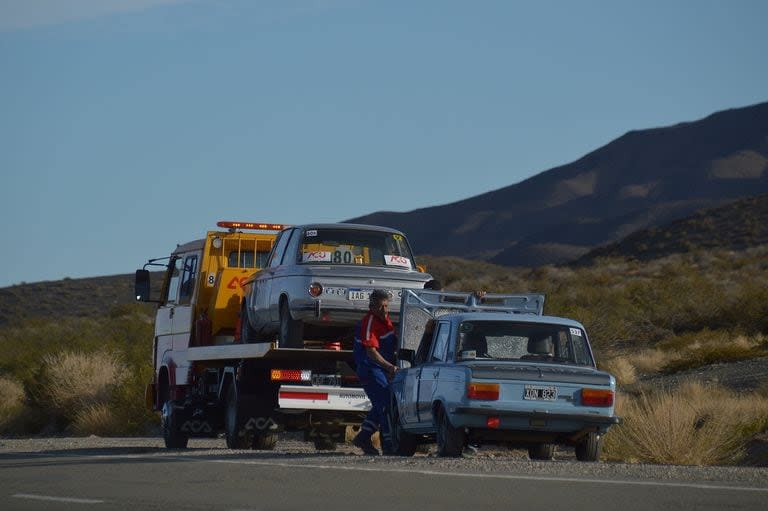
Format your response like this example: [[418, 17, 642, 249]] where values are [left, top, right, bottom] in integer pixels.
[[365, 346, 397, 375]]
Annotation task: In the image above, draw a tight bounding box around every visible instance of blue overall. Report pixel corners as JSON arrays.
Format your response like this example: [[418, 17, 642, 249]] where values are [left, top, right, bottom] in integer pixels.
[[353, 315, 397, 448]]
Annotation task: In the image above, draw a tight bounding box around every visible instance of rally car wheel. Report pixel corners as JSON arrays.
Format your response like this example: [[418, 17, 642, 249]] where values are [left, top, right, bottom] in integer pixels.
[[240, 303, 257, 343], [436, 405, 465, 457], [279, 299, 304, 349], [528, 443, 555, 460], [575, 432, 602, 462], [387, 398, 417, 457]]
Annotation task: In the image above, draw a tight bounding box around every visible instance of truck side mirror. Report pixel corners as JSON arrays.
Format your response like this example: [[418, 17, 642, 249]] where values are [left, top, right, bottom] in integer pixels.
[[398, 348, 415, 365], [135, 270, 151, 302]]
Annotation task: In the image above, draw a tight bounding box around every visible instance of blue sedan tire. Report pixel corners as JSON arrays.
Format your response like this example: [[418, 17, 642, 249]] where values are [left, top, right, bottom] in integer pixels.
[[528, 443, 555, 460], [436, 405, 465, 457], [575, 432, 602, 462], [387, 398, 418, 456]]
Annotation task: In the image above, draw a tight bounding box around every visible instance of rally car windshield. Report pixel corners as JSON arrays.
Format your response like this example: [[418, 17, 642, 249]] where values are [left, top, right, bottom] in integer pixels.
[[299, 229, 415, 269], [456, 321, 594, 366]]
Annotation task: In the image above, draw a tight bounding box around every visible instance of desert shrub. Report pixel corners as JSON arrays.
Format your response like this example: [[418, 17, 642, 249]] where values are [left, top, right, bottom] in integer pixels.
[[0, 376, 25, 432], [599, 356, 636, 386], [40, 351, 127, 420], [630, 349, 668, 374], [72, 403, 121, 436], [603, 382, 768, 465]]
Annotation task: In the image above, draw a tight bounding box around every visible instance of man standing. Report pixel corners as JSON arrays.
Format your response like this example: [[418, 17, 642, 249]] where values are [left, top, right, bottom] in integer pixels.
[[352, 289, 398, 455]]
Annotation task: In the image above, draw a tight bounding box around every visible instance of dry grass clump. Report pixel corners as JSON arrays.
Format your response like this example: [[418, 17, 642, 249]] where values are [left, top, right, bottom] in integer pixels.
[[661, 333, 766, 373], [599, 356, 636, 386], [630, 349, 668, 374], [41, 351, 127, 418], [615, 332, 767, 377], [72, 403, 121, 436], [0, 376, 25, 431], [603, 382, 768, 465]]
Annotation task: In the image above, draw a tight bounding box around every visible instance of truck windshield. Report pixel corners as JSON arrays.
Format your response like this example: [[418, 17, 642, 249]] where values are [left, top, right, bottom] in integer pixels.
[[456, 321, 594, 366], [299, 228, 414, 269]]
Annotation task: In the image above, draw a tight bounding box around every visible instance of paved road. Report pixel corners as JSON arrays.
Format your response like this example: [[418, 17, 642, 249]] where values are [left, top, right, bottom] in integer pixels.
[[1, 439, 767, 511]]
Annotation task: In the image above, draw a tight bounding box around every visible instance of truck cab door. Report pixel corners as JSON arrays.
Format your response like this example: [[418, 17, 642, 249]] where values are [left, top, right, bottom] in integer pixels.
[[416, 321, 450, 426], [172, 252, 200, 351], [155, 256, 182, 372]]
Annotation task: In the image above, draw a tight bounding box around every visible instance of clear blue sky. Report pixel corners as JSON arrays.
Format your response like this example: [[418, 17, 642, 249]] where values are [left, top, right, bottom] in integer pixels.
[[1, 0, 767, 287]]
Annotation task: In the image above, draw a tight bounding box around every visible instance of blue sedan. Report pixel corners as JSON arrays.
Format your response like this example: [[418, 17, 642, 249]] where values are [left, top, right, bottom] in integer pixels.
[[387, 290, 619, 460]]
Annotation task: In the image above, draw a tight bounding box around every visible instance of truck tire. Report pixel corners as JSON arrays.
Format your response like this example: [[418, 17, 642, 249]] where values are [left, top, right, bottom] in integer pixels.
[[161, 399, 189, 449], [528, 443, 555, 460], [435, 405, 465, 457], [279, 299, 304, 349], [575, 432, 602, 462], [252, 431, 279, 450], [387, 398, 417, 456], [312, 435, 337, 451], [225, 385, 252, 449]]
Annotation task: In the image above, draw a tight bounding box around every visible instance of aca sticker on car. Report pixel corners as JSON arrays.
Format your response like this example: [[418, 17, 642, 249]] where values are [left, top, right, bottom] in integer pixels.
[[384, 255, 411, 269], [303, 251, 331, 262]]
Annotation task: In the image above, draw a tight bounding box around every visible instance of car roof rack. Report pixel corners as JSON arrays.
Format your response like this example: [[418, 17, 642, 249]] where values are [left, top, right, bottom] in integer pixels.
[[397, 290, 546, 354], [401, 289, 545, 317]]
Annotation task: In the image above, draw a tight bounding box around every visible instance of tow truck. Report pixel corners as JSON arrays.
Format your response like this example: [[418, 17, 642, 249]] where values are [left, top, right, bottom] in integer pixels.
[[135, 221, 373, 450]]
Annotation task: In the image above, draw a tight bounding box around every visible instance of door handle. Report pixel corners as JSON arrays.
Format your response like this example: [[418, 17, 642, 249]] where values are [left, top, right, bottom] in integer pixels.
[[432, 370, 439, 378], [169, 307, 175, 319]]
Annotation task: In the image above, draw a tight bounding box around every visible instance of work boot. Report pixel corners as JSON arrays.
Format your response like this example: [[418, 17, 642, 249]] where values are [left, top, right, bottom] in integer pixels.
[[352, 433, 380, 456]]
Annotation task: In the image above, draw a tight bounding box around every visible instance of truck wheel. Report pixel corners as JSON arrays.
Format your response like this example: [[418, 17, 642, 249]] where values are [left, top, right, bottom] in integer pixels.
[[435, 405, 465, 457], [387, 398, 417, 456], [225, 385, 252, 449], [312, 435, 337, 451], [253, 432, 279, 450], [575, 432, 602, 462], [161, 399, 189, 449], [279, 299, 304, 349], [528, 443, 555, 460]]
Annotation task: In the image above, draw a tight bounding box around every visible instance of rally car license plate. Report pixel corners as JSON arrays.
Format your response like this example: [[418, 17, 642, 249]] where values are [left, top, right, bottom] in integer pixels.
[[348, 288, 373, 301], [524, 385, 558, 401]]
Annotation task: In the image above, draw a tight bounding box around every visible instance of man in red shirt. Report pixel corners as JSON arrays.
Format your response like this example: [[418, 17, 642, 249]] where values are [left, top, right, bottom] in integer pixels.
[[352, 289, 398, 455]]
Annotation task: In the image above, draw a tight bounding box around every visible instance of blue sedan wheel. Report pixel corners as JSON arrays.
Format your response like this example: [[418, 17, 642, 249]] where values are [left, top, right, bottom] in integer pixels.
[[387, 397, 417, 456], [435, 405, 465, 457]]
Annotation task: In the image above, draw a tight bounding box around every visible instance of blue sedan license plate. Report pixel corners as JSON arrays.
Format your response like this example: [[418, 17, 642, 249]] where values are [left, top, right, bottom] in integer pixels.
[[524, 385, 557, 401]]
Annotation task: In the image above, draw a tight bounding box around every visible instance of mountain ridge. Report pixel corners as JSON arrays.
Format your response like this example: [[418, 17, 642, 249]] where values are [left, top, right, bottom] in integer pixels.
[[347, 101, 768, 265]]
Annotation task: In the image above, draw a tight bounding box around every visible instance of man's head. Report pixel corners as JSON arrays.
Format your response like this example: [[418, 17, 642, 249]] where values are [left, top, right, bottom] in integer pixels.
[[369, 289, 391, 320]]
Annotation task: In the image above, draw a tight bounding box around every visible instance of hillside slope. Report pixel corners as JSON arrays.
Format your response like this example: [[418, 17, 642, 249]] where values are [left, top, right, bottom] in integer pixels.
[[578, 193, 768, 263], [0, 273, 161, 326], [347, 102, 768, 266]]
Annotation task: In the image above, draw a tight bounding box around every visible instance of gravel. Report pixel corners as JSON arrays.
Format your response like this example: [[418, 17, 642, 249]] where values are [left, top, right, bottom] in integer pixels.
[[2, 436, 767, 488]]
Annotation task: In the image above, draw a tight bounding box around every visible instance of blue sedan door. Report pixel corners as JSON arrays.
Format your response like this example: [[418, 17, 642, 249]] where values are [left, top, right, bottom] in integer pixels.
[[416, 322, 451, 425]]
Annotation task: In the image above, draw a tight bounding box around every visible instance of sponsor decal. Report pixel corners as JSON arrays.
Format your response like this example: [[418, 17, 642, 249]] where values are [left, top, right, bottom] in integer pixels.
[[303, 251, 332, 262], [384, 255, 411, 268]]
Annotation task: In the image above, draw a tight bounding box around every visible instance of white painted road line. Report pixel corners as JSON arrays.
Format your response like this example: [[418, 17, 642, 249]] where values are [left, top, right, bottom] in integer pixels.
[[11, 493, 104, 504], [198, 458, 768, 494]]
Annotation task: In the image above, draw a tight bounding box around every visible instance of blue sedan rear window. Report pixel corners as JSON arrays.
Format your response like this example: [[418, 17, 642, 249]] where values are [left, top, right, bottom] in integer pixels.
[[456, 321, 594, 367]]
